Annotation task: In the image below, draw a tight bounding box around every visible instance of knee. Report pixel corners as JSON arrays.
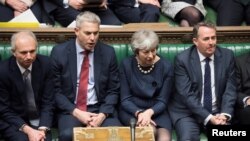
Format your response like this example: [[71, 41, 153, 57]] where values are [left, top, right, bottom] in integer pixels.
[[59, 128, 73, 141]]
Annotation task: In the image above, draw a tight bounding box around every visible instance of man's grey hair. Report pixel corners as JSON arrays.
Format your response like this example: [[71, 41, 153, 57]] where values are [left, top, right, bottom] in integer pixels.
[[11, 31, 38, 52], [75, 11, 101, 28]]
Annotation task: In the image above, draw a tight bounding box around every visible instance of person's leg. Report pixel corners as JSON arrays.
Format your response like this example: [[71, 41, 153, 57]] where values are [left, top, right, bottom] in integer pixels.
[[2, 125, 29, 141], [174, 116, 200, 141], [139, 4, 160, 22], [113, 6, 140, 23], [0, 5, 14, 21], [236, 106, 250, 124], [176, 6, 203, 27], [245, 4, 250, 25], [93, 8, 122, 25], [156, 128, 171, 141], [218, 0, 244, 26], [57, 114, 82, 141], [52, 6, 80, 27], [30, 1, 44, 23], [204, 0, 244, 26]]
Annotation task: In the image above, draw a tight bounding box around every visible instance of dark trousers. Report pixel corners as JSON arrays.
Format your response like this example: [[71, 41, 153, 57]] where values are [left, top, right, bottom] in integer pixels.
[[57, 104, 122, 141], [113, 4, 160, 23], [0, 120, 52, 141], [204, 0, 249, 26], [51, 6, 122, 27]]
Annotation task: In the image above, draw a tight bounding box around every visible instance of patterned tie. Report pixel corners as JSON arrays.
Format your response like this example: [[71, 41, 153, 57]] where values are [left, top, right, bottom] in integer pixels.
[[23, 69, 39, 119], [76, 51, 89, 111], [203, 57, 212, 113]]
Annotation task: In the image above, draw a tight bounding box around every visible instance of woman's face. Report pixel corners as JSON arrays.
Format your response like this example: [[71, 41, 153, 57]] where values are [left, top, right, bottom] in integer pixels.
[[137, 47, 157, 66]]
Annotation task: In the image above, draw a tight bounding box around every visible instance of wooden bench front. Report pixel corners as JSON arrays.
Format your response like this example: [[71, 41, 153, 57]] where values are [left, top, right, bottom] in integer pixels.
[[73, 126, 155, 141]]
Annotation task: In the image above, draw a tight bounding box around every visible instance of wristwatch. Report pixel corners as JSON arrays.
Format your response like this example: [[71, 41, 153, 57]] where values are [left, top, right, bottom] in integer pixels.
[[38, 127, 51, 134]]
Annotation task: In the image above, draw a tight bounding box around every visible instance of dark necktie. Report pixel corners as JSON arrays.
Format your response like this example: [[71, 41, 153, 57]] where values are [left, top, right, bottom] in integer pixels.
[[76, 51, 89, 111], [23, 69, 39, 120], [203, 57, 212, 113]]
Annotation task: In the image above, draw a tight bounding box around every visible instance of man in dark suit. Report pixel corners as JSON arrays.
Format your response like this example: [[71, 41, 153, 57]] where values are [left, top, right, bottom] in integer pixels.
[[0, 31, 54, 141], [169, 22, 237, 141], [50, 11, 122, 141], [234, 53, 250, 124], [111, 0, 161, 23]]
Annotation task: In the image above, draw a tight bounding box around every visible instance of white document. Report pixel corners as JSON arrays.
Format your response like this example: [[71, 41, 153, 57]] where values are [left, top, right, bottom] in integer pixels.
[[67, 20, 76, 28], [10, 9, 39, 23]]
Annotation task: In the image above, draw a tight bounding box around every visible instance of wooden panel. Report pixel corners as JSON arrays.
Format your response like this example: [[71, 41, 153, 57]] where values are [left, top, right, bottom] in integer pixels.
[[0, 23, 250, 44], [73, 127, 155, 141]]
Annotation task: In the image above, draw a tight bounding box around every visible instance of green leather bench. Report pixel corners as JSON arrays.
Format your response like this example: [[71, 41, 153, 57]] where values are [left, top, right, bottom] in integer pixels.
[[1, 43, 250, 141], [1, 43, 250, 62]]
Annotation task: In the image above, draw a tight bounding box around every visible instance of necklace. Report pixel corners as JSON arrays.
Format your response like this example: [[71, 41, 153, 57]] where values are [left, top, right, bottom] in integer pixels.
[[137, 62, 155, 74]]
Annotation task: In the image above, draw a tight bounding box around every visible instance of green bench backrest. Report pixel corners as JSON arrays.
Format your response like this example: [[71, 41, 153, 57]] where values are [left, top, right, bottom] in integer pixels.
[[1, 43, 250, 62]]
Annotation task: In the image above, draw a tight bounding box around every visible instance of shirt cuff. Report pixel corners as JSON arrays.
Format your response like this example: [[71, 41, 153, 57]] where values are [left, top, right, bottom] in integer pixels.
[[38, 126, 50, 133], [63, 0, 69, 8], [243, 96, 250, 107], [204, 114, 213, 125], [0, 0, 5, 5]]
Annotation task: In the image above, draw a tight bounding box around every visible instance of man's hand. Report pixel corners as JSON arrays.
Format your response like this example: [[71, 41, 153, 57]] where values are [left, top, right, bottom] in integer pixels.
[[87, 113, 106, 127], [5, 0, 28, 12], [72, 108, 98, 126], [209, 114, 228, 125], [69, 0, 85, 10], [138, 0, 160, 7], [22, 125, 46, 141], [246, 98, 250, 106]]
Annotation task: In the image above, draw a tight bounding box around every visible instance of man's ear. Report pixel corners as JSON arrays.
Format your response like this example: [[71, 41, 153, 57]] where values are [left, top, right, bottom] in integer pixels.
[[192, 38, 198, 46]]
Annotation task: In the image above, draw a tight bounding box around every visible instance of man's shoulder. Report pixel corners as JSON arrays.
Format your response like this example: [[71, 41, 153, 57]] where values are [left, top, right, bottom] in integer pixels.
[[176, 45, 195, 60], [52, 39, 74, 52]]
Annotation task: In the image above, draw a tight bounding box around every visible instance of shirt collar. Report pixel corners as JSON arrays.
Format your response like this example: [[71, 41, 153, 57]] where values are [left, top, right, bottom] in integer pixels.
[[197, 49, 214, 62], [16, 61, 32, 74]]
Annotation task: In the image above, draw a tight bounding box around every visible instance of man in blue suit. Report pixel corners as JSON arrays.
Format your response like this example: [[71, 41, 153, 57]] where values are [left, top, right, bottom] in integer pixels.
[[0, 31, 54, 141], [50, 11, 122, 141], [169, 22, 237, 141]]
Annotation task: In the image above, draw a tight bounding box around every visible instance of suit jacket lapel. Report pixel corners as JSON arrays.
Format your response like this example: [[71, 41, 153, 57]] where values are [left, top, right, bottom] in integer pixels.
[[31, 59, 41, 100], [246, 54, 250, 77], [68, 40, 77, 94], [190, 47, 202, 96], [214, 48, 222, 98], [94, 43, 101, 94], [9, 57, 26, 102]]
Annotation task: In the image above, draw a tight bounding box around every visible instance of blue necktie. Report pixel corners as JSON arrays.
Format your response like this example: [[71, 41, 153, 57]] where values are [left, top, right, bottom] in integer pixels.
[[203, 57, 212, 113]]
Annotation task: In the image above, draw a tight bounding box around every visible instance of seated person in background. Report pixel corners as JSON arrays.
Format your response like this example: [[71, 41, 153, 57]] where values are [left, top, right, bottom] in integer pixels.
[[203, 0, 248, 26], [161, 0, 206, 27], [119, 29, 173, 141], [0, 0, 46, 22], [50, 11, 122, 141], [169, 22, 237, 141], [0, 31, 54, 141], [234, 53, 250, 124], [111, 0, 162, 23], [44, 0, 121, 27]]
